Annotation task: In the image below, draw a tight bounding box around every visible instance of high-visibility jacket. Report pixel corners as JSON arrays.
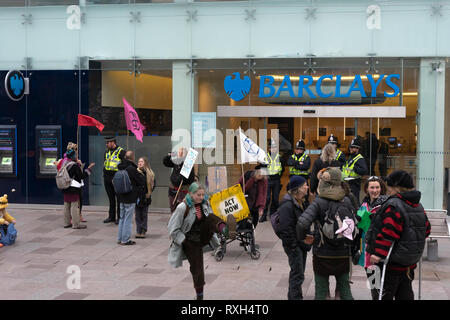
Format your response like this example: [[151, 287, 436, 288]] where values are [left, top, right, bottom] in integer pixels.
[[289, 153, 310, 176], [267, 153, 282, 176], [336, 149, 344, 161], [342, 153, 364, 179], [104, 146, 124, 172]]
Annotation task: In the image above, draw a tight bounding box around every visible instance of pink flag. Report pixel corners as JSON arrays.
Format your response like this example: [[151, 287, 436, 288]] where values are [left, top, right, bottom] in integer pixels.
[[123, 97, 146, 143]]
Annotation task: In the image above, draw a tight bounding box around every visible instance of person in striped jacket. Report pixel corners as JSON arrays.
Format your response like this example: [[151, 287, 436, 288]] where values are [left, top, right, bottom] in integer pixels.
[[365, 170, 431, 300]]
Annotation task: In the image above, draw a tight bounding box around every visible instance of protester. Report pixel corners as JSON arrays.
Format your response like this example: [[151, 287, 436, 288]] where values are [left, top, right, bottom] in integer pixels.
[[0, 194, 17, 247], [135, 156, 156, 239], [278, 176, 313, 300], [357, 176, 388, 299], [365, 170, 431, 300], [61, 149, 95, 229], [55, 142, 87, 222], [310, 143, 341, 196], [168, 182, 236, 300], [103, 136, 126, 224], [239, 164, 268, 229], [163, 147, 196, 212], [297, 167, 358, 300], [116, 151, 145, 245]]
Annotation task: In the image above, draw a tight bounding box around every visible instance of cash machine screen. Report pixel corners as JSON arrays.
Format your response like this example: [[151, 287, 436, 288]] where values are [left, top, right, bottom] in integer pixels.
[[0, 126, 16, 177], [36, 126, 61, 178]]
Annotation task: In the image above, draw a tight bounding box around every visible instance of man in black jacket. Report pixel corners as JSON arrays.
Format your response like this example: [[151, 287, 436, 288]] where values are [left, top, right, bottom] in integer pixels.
[[116, 151, 145, 245], [277, 175, 313, 300], [163, 147, 196, 212]]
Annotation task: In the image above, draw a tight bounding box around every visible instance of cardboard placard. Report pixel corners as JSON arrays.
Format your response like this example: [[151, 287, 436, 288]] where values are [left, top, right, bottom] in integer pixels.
[[209, 184, 250, 223]]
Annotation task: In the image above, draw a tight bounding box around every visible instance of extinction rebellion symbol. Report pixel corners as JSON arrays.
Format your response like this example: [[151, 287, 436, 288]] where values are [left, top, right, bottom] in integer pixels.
[[5, 70, 26, 101]]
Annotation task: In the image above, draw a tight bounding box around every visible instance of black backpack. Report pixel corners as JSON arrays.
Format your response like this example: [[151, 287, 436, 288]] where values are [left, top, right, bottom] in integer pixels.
[[270, 208, 282, 239], [319, 198, 359, 248]]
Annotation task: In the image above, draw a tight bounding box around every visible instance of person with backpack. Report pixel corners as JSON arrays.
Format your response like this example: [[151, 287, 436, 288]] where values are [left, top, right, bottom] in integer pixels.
[[135, 156, 156, 239], [60, 149, 95, 229], [297, 167, 359, 300], [115, 151, 145, 245], [277, 175, 313, 300], [365, 170, 431, 300], [168, 182, 236, 300], [163, 147, 197, 212]]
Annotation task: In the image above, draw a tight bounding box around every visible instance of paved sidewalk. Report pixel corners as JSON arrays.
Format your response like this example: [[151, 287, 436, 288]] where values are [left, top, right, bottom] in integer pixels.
[[1, 206, 449, 300]]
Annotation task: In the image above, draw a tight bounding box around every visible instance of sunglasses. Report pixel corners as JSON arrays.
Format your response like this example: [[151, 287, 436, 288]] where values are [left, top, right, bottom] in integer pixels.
[[368, 176, 380, 181]]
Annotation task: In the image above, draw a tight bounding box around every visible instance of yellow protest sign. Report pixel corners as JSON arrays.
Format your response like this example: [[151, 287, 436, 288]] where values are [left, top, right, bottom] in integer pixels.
[[209, 184, 250, 223]]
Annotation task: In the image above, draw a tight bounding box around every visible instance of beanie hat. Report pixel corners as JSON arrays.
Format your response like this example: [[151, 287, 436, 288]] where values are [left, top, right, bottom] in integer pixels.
[[287, 175, 307, 191], [386, 170, 414, 189], [318, 167, 345, 201]]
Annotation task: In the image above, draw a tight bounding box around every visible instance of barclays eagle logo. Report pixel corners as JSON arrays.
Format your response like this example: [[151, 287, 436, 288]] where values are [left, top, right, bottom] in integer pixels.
[[224, 72, 251, 102], [10, 74, 24, 96]]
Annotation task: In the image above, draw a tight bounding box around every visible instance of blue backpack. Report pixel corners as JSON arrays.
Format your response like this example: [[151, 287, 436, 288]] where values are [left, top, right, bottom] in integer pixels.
[[112, 169, 132, 194]]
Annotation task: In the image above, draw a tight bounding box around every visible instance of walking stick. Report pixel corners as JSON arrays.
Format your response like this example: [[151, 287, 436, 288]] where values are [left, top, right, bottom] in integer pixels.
[[379, 243, 395, 300]]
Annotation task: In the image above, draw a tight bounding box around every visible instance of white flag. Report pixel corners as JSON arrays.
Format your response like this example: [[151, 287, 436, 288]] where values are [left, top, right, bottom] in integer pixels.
[[180, 148, 198, 179], [239, 128, 268, 164]]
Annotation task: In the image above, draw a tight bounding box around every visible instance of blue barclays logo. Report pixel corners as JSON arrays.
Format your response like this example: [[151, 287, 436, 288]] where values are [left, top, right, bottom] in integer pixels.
[[224, 73, 401, 100], [224, 72, 251, 102], [259, 74, 400, 99], [10, 74, 24, 96]]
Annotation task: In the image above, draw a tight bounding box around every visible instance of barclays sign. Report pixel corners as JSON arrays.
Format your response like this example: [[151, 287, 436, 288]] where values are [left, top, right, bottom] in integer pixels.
[[224, 73, 400, 102]]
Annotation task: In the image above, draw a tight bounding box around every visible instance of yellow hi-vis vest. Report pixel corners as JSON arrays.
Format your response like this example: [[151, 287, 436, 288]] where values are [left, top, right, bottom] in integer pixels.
[[336, 149, 344, 161], [104, 147, 124, 172], [289, 153, 309, 176], [267, 153, 282, 176], [342, 153, 364, 179]]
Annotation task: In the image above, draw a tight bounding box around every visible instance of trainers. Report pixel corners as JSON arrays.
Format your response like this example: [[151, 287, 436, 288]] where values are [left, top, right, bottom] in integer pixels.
[[63, 224, 73, 228], [226, 215, 237, 240], [121, 240, 136, 246], [72, 225, 87, 229]]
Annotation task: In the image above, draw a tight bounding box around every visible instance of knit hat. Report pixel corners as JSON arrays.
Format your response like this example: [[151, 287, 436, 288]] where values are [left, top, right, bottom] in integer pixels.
[[287, 175, 307, 191], [317, 167, 345, 200], [386, 170, 414, 189]]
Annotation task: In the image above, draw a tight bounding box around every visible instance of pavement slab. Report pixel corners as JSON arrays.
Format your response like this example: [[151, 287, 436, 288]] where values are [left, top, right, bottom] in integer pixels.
[[0, 207, 449, 300]]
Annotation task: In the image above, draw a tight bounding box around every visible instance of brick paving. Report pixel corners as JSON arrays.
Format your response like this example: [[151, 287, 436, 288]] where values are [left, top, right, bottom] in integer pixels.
[[0, 205, 449, 300]]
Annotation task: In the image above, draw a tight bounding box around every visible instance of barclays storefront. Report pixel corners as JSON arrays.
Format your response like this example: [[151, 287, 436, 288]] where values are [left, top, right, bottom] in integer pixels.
[[0, 0, 450, 211]]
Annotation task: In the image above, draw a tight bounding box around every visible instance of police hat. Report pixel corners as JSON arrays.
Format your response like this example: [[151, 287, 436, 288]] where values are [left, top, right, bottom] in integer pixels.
[[350, 137, 361, 148], [328, 134, 338, 144], [104, 136, 116, 143], [295, 139, 305, 150]]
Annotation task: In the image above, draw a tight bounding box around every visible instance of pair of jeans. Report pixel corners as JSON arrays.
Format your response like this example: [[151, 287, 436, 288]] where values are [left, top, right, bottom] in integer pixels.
[[118, 203, 135, 243], [135, 205, 149, 235], [283, 245, 307, 300], [262, 178, 281, 219], [314, 272, 354, 300]]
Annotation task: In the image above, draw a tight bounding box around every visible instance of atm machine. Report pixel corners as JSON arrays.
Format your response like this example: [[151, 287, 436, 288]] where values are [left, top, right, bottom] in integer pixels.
[[0, 125, 17, 178], [36, 125, 62, 178]]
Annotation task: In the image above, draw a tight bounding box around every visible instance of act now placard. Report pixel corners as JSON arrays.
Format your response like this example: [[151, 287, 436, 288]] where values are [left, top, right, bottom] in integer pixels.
[[209, 184, 250, 223]]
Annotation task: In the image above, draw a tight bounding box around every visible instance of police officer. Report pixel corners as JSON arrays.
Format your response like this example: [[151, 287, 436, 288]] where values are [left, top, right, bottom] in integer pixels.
[[327, 134, 346, 168], [103, 136, 126, 224], [260, 139, 284, 222], [287, 139, 311, 206], [342, 137, 368, 202]]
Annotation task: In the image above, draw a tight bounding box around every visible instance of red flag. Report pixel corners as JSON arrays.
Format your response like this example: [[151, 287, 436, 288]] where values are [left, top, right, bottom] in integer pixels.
[[78, 114, 104, 132]]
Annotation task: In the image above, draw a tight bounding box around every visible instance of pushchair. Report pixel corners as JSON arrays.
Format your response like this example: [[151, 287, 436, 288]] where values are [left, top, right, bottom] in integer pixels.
[[213, 218, 260, 261]]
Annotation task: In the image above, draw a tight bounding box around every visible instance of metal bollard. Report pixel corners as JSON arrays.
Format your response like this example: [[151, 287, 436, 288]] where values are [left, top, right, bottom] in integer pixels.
[[427, 239, 439, 261]]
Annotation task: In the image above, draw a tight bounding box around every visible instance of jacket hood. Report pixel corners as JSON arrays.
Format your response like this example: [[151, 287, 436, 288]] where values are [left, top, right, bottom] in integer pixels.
[[395, 190, 421, 205], [118, 159, 137, 170]]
